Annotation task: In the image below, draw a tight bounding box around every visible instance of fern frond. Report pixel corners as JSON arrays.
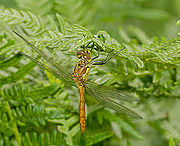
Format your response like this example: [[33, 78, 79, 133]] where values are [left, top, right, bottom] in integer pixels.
[[0, 32, 17, 59], [0, 112, 14, 137], [13, 104, 47, 127], [0, 62, 35, 87], [84, 131, 113, 145], [0, 53, 22, 70], [21, 130, 67, 146], [0, 8, 45, 36], [0, 83, 61, 106], [11, 104, 71, 128], [0, 39, 15, 53], [0, 129, 68, 146]]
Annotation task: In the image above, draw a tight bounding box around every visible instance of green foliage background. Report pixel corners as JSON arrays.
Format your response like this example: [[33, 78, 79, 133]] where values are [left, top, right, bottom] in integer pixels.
[[0, 0, 180, 145]]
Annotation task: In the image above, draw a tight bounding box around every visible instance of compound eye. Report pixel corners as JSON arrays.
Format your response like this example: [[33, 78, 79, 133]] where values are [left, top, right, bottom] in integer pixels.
[[76, 50, 83, 58], [76, 50, 83, 55], [83, 53, 91, 60]]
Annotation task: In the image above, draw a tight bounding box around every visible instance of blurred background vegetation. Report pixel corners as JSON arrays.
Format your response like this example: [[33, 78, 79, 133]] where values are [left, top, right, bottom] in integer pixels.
[[0, 0, 180, 145]]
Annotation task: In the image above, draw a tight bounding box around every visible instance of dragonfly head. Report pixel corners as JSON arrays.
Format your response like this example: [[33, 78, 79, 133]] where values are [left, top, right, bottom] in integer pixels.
[[76, 49, 92, 63]]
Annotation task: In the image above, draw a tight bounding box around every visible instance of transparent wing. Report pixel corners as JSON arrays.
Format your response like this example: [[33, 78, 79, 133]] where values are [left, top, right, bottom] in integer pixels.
[[13, 31, 73, 81], [85, 82, 142, 119], [85, 82, 140, 103], [19, 52, 76, 87]]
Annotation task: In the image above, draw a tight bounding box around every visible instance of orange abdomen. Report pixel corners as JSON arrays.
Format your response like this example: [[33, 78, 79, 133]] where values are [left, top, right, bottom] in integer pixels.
[[78, 85, 86, 134]]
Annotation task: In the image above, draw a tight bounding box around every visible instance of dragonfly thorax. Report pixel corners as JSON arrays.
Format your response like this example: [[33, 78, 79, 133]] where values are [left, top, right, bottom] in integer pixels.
[[72, 59, 90, 86], [76, 49, 92, 63]]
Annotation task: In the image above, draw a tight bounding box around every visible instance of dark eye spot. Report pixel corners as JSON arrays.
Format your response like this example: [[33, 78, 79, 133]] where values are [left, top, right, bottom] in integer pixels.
[[77, 50, 83, 56]]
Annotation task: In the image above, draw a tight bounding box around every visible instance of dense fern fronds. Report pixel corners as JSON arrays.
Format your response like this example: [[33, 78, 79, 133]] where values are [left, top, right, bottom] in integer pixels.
[[0, 62, 36, 87], [0, 83, 73, 145], [0, 53, 22, 69], [21, 130, 67, 146], [1, 8, 179, 71], [0, 5, 180, 146], [0, 129, 68, 146], [0, 9, 45, 36], [1, 83, 61, 105]]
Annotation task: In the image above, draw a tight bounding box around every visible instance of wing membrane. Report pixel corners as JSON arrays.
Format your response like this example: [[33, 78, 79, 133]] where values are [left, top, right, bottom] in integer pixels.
[[85, 82, 140, 103], [20, 52, 76, 86], [86, 82, 142, 119], [13, 31, 73, 81]]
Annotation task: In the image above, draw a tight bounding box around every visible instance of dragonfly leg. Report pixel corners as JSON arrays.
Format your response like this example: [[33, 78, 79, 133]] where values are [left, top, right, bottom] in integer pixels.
[[82, 42, 92, 50], [92, 45, 100, 60], [91, 46, 126, 65], [90, 42, 95, 53], [92, 49, 118, 65]]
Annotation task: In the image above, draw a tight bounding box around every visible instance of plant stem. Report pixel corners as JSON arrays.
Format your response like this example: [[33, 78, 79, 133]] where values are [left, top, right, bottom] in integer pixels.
[[5, 101, 22, 146]]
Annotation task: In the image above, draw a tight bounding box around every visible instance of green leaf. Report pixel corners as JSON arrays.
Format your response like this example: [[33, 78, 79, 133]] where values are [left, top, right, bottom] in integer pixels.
[[0, 62, 36, 86], [169, 137, 176, 146], [27, 83, 61, 99], [96, 31, 111, 45], [85, 131, 113, 146], [0, 8, 45, 36], [132, 56, 144, 68], [0, 53, 22, 70], [0, 40, 15, 52], [153, 72, 161, 83]]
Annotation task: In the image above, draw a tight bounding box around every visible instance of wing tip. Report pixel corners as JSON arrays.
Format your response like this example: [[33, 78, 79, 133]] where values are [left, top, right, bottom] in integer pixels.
[[137, 114, 143, 119], [129, 112, 143, 119]]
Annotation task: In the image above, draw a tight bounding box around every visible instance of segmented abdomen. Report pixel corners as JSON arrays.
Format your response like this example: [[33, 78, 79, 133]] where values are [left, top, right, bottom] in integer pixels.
[[78, 85, 85, 134]]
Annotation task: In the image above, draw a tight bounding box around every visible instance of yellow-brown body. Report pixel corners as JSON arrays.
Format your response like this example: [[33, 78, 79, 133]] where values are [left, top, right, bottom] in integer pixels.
[[78, 85, 85, 133], [72, 49, 91, 133]]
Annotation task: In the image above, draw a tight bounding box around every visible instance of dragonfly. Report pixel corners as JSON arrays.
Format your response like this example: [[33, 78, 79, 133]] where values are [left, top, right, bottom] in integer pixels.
[[13, 31, 142, 134]]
